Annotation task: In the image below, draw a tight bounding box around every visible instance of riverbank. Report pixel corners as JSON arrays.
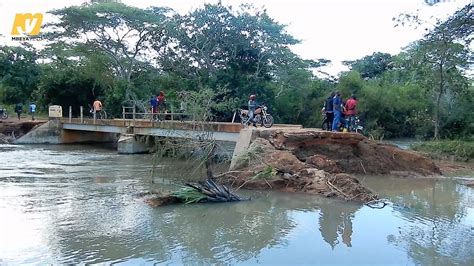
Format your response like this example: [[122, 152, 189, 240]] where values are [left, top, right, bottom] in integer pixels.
[[217, 129, 442, 203], [411, 140, 474, 162], [0, 118, 47, 143]]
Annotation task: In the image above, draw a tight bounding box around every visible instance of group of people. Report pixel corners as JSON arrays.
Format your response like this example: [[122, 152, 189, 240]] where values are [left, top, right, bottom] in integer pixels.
[[14, 102, 36, 121], [149, 91, 167, 115], [322, 91, 358, 132]]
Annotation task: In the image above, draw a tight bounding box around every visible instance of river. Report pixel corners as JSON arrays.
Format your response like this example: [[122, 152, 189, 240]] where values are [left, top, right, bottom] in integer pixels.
[[0, 144, 473, 265]]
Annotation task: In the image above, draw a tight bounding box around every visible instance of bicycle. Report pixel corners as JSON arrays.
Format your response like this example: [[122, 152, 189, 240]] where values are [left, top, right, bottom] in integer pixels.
[[89, 105, 107, 120]]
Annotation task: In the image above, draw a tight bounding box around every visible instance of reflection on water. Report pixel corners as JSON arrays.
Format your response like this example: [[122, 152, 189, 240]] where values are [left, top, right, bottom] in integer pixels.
[[0, 144, 473, 264], [319, 202, 357, 249], [362, 175, 474, 265]]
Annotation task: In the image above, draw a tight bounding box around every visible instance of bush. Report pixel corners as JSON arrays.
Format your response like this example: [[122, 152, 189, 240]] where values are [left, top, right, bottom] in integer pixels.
[[411, 140, 474, 161]]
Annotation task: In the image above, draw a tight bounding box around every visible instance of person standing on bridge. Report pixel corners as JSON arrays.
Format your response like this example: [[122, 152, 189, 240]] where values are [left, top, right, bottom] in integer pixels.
[[150, 95, 158, 120], [248, 94, 257, 127], [344, 94, 358, 131], [93, 98, 103, 119], [15, 103, 23, 120], [332, 91, 343, 132], [157, 91, 167, 119], [322, 92, 335, 131], [29, 102, 36, 121]]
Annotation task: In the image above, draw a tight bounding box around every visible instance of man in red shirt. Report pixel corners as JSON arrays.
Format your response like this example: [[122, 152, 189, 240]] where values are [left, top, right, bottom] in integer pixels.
[[344, 95, 358, 131]]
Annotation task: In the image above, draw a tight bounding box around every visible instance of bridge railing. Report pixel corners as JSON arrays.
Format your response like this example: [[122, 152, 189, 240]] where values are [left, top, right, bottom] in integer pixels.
[[63, 105, 196, 125], [121, 106, 194, 123]]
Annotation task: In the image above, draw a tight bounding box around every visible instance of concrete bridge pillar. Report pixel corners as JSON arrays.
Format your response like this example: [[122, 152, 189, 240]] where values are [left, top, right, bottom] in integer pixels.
[[230, 128, 259, 169], [117, 134, 148, 154]]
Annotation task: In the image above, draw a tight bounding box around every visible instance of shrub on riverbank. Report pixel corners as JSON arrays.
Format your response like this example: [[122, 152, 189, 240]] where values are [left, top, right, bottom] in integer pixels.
[[411, 140, 474, 161]]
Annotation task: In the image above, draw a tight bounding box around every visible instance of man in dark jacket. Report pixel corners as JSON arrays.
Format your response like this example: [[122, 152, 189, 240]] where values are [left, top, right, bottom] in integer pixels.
[[14, 103, 23, 120], [322, 92, 335, 131]]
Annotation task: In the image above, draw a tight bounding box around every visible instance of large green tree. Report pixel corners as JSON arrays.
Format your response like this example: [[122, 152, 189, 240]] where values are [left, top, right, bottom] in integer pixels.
[[45, 2, 171, 100], [0, 45, 40, 104], [396, 5, 472, 139], [343, 52, 394, 80], [161, 3, 300, 115]]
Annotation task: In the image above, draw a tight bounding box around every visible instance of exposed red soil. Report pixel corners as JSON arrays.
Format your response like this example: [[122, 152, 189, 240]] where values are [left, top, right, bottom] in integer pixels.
[[219, 129, 442, 203], [0, 119, 46, 143]]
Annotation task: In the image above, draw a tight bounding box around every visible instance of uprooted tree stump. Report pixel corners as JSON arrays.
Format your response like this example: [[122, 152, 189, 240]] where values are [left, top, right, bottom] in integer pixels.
[[144, 179, 249, 207]]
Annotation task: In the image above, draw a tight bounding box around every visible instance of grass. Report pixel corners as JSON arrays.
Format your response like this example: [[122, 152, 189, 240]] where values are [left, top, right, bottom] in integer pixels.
[[252, 165, 278, 180], [411, 140, 474, 161], [170, 187, 207, 204]]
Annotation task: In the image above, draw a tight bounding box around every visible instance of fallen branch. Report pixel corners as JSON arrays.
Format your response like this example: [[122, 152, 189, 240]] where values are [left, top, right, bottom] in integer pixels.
[[365, 198, 390, 209], [263, 178, 272, 189], [213, 170, 253, 179], [326, 177, 352, 200], [360, 161, 367, 174], [145, 179, 249, 207]]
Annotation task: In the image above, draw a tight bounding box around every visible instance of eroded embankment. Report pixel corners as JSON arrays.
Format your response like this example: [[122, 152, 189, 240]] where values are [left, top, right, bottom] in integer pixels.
[[218, 129, 441, 202], [0, 120, 46, 144]]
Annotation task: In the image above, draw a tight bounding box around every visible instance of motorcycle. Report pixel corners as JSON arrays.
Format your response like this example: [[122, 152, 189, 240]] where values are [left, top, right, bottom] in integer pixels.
[[346, 115, 364, 134], [321, 111, 331, 131], [321, 111, 364, 134], [0, 107, 8, 119], [239, 104, 274, 128]]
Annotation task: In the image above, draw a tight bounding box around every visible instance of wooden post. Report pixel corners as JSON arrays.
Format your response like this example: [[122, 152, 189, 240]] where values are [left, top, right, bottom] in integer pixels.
[[231, 111, 236, 123], [80, 106, 83, 123], [132, 105, 136, 126], [93, 108, 96, 124], [69, 106, 72, 123]]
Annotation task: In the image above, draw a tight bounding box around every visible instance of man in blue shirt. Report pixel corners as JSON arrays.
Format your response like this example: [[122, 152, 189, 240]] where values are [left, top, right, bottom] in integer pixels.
[[332, 91, 342, 132], [29, 102, 36, 121], [150, 95, 158, 120]]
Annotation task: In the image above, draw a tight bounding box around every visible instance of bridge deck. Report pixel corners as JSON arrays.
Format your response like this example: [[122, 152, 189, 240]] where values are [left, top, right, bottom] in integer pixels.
[[60, 118, 302, 142]]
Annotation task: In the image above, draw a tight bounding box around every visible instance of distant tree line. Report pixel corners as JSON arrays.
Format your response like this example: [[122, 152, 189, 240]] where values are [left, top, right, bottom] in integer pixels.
[[0, 2, 472, 139]]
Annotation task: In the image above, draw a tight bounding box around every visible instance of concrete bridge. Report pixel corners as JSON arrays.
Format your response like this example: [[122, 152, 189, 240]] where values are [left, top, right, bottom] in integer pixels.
[[62, 118, 244, 142], [16, 118, 302, 155]]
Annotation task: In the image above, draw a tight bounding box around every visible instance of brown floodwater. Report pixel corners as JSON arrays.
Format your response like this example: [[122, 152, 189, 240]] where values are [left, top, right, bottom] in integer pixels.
[[0, 144, 473, 265]]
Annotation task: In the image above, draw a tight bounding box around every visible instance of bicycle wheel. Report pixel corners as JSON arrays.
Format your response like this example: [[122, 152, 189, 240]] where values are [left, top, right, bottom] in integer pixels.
[[262, 115, 274, 128], [1, 111, 8, 119]]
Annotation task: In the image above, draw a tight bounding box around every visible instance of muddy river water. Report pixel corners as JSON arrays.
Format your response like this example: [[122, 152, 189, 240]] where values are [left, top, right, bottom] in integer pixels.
[[0, 144, 473, 265]]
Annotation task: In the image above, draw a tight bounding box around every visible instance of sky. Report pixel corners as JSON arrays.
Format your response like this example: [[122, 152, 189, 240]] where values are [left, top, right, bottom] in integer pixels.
[[0, 0, 471, 75]]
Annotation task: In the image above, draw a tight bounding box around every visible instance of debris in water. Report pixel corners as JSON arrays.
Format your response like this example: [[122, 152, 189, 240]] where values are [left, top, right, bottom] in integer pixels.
[[144, 179, 248, 207]]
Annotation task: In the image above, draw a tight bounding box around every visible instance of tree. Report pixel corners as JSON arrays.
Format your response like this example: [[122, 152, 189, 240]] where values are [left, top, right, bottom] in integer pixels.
[[436, 4, 473, 44], [396, 5, 472, 139], [0, 45, 40, 104], [160, 2, 300, 116], [34, 54, 114, 115], [343, 52, 393, 80], [45, 2, 171, 100]]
